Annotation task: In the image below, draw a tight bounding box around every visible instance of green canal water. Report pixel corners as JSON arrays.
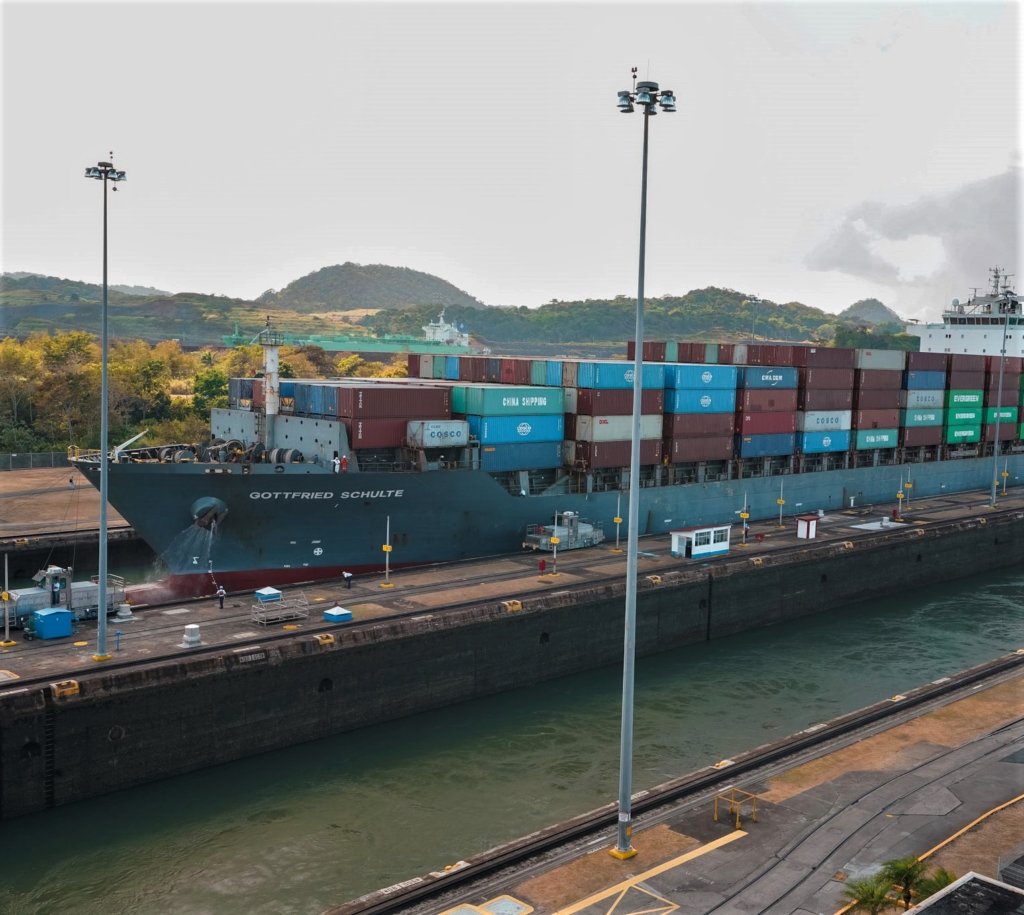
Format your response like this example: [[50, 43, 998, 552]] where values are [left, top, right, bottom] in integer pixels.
[[1, 567, 1021, 915]]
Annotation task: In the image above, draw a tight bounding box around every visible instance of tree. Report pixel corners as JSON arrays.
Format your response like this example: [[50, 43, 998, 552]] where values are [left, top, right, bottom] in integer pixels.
[[192, 367, 229, 416], [881, 856, 928, 910], [0, 337, 40, 425], [916, 867, 956, 900], [840, 874, 896, 914]]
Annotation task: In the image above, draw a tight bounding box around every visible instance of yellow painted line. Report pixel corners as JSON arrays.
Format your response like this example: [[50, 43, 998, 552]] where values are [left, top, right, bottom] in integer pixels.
[[918, 791, 1024, 860], [555, 830, 747, 915]]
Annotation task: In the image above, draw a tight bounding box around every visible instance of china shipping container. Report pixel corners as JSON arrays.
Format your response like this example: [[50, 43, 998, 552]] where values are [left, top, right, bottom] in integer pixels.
[[575, 360, 665, 390], [796, 410, 852, 431], [545, 360, 564, 387], [736, 388, 799, 413], [736, 412, 798, 435], [662, 435, 734, 462], [478, 441, 563, 472], [735, 432, 796, 458], [567, 439, 662, 469], [662, 412, 737, 438], [855, 429, 899, 449], [798, 430, 851, 453], [466, 413, 564, 445], [454, 385, 564, 417]]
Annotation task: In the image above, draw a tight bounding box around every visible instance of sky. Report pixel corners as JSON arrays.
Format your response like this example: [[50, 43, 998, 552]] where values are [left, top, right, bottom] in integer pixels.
[[1, 0, 1021, 323]]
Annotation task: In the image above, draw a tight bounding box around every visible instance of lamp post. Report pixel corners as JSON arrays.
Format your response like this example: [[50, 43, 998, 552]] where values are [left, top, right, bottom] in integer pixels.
[[84, 158, 126, 662], [990, 305, 1010, 508], [611, 69, 676, 860]]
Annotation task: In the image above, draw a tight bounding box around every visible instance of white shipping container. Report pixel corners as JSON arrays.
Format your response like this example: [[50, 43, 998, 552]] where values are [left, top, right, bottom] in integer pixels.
[[575, 414, 662, 442], [855, 348, 907, 370], [562, 387, 578, 413], [406, 420, 469, 448], [902, 389, 946, 410], [796, 410, 852, 431]]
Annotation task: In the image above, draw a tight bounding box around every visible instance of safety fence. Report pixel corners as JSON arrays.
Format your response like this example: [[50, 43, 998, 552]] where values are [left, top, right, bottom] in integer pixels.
[[0, 452, 72, 471]]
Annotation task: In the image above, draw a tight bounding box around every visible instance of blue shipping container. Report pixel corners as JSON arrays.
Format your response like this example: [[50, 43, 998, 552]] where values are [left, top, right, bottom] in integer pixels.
[[575, 361, 665, 390], [478, 441, 563, 472], [279, 380, 296, 398], [903, 370, 946, 390], [735, 433, 796, 458], [466, 413, 564, 444], [444, 356, 461, 380], [798, 430, 851, 454], [545, 360, 564, 387], [665, 388, 738, 414], [664, 364, 738, 390], [738, 366, 799, 389], [32, 608, 73, 639]]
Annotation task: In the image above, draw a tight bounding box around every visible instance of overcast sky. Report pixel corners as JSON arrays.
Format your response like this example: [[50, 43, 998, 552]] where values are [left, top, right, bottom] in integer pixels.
[[2, 1, 1020, 322]]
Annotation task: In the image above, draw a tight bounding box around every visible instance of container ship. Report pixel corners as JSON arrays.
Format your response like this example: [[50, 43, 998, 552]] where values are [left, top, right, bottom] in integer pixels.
[[71, 281, 1024, 598]]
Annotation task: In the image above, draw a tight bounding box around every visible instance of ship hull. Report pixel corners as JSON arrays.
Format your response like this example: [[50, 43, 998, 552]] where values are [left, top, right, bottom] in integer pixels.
[[73, 453, 1024, 596]]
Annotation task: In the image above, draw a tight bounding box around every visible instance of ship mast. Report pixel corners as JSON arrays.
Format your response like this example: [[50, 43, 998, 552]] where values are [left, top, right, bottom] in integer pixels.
[[258, 317, 283, 448]]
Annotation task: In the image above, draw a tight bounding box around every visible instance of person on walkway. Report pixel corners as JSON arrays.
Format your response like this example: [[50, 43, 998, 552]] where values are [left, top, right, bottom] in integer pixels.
[[332, 455, 341, 473], [216, 585, 226, 609], [68, 477, 75, 489], [538, 558, 546, 575], [342, 571, 353, 589]]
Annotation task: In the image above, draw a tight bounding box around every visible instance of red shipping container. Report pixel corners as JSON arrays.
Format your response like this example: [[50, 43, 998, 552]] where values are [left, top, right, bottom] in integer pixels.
[[674, 341, 706, 364], [853, 409, 900, 429], [855, 369, 903, 390], [336, 385, 451, 419], [799, 367, 855, 390], [984, 387, 1018, 407], [949, 353, 986, 372], [798, 388, 854, 410], [573, 388, 664, 415], [345, 418, 409, 448], [662, 412, 736, 437], [717, 343, 735, 364], [906, 351, 949, 371], [736, 411, 797, 434], [948, 370, 985, 389], [572, 439, 662, 468], [663, 435, 734, 462], [627, 340, 668, 362], [985, 355, 1024, 373], [736, 388, 799, 412], [459, 357, 486, 382], [499, 358, 517, 384], [251, 378, 265, 409], [983, 424, 1018, 443], [791, 346, 856, 368], [854, 388, 902, 410], [985, 371, 1021, 391], [901, 426, 943, 447], [406, 354, 421, 378]]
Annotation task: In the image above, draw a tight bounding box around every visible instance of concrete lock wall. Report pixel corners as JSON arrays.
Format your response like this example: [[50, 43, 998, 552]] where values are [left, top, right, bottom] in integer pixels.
[[1, 513, 1022, 819]]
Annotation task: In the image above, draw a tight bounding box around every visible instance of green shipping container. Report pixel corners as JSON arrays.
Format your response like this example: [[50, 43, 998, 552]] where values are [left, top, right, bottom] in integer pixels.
[[985, 406, 1019, 424], [945, 424, 981, 444], [665, 341, 679, 362], [900, 408, 944, 427], [946, 407, 982, 426], [454, 384, 565, 416], [945, 389, 983, 408], [530, 361, 547, 386], [855, 428, 898, 449]]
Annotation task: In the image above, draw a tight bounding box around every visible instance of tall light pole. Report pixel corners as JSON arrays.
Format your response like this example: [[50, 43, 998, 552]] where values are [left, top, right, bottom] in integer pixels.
[[611, 70, 675, 860], [84, 158, 126, 661], [989, 278, 1015, 508]]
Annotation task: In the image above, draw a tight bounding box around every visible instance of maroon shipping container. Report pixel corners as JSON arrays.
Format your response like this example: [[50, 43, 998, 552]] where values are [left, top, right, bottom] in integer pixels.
[[736, 411, 797, 435], [336, 385, 451, 419], [736, 388, 799, 413], [799, 367, 855, 390], [906, 351, 949, 371], [251, 378, 265, 409], [985, 371, 1021, 391], [983, 424, 1018, 443], [346, 418, 409, 448], [406, 354, 421, 378], [484, 357, 502, 383], [854, 369, 903, 390], [901, 426, 943, 447], [571, 439, 662, 469], [663, 435, 734, 462], [947, 370, 985, 389], [500, 358, 531, 385], [717, 343, 735, 364], [984, 387, 1018, 407], [854, 388, 901, 410], [674, 341, 707, 364], [853, 409, 900, 429], [798, 388, 854, 411], [458, 357, 485, 382], [791, 346, 856, 368], [985, 355, 1024, 373], [626, 340, 668, 362], [573, 388, 664, 416], [662, 412, 737, 438], [949, 354, 986, 372]]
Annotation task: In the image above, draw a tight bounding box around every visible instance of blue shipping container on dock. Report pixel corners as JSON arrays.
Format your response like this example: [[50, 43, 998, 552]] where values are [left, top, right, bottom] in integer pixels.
[[903, 370, 946, 390], [575, 360, 666, 390], [664, 364, 738, 389], [665, 388, 738, 414], [798, 430, 851, 454], [736, 432, 796, 457], [738, 366, 799, 389], [478, 441, 563, 472], [545, 361, 564, 387], [466, 413, 564, 444]]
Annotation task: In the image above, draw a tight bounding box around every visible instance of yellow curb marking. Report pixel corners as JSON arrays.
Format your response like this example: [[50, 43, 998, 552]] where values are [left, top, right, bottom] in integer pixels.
[[555, 830, 747, 915]]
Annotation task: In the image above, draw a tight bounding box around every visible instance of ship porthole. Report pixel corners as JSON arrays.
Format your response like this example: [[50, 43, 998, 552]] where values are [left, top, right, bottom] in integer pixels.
[[318, 678, 333, 693], [108, 725, 126, 742]]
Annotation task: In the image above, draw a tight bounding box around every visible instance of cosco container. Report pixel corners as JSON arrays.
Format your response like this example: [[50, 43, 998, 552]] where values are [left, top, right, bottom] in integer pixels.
[[663, 435, 734, 462], [478, 441, 563, 472], [855, 349, 907, 371], [662, 412, 736, 438], [984, 406, 1019, 424], [567, 439, 662, 469], [945, 425, 981, 444], [664, 363, 738, 389], [737, 366, 799, 389], [574, 414, 663, 442], [736, 412, 797, 435], [575, 360, 665, 390], [798, 430, 851, 454], [466, 413, 564, 444], [665, 388, 737, 414], [855, 428, 898, 449], [736, 388, 799, 413], [903, 370, 946, 390], [946, 407, 982, 426], [902, 389, 946, 410], [454, 385, 564, 416], [735, 432, 796, 458], [900, 408, 944, 427], [406, 420, 469, 449], [946, 390, 983, 408], [565, 388, 664, 416], [796, 410, 852, 431]]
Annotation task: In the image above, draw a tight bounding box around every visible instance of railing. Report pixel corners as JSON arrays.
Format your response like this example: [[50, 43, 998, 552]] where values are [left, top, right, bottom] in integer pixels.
[[0, 451, 73, 471]]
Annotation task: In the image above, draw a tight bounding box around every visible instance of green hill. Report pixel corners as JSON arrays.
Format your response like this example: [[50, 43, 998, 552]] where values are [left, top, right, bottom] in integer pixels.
[[838, 298, 904, 326]]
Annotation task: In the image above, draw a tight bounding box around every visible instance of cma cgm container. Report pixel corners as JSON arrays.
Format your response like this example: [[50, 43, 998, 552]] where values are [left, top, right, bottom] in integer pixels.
[[664, 364, 738, 389], [574, 414, 663, 442], [568, 439, 662, 468], [798, 430, 851, 454], [737, 366, 799, 389], [855, 429, 898, 449], [797, 410, 852, 431], [575, 360, 665, 390], [663, 436, 734, 462], [455, 385, 564, 416], [737, 389, 799, 413], [663, 412, 736, 438], [665, 389, 737, 414], [466, 414, 564, 445], [735, 433, 796, 458], [478, 441, 563, 472]]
